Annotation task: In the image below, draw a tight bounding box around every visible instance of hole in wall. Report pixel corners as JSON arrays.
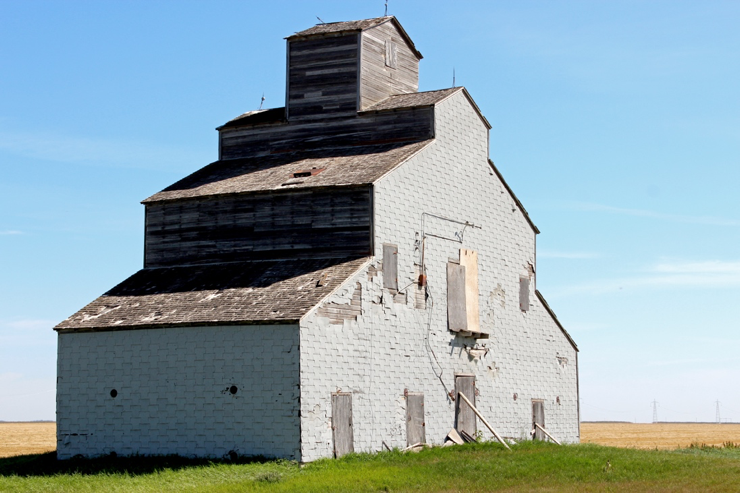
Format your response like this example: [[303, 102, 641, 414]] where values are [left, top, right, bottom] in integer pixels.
[[230, 386, 238, 395], [110, 389, 118, 398]]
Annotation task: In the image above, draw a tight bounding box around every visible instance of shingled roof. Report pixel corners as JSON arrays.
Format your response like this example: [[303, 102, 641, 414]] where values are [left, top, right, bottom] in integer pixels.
[[361, 88, 460, 113], [143, 140, 431, 203], [55, 257, 369, 331], [287, 16, 422, 59], [217, 107, 286, 130]]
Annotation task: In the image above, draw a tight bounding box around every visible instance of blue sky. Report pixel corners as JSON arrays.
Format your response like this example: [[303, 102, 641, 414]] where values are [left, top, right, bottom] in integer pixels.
[[1, 0, 739, 423]]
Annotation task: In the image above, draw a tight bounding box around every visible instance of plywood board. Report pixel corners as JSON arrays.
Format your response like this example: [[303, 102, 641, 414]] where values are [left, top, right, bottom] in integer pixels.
[[332, 393, 354, 457], [532, 400, 545, 441], [520, 277, 530, 312], [455, 376, 476, 437], [383, 244, 398, 290], [406, 393, 426, 446], [447, 262, 467, 332], [459, 249, 480, 333]]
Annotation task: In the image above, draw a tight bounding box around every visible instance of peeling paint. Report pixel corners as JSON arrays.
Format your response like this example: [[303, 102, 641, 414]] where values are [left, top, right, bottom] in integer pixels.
[[317, 282, 362, 324]]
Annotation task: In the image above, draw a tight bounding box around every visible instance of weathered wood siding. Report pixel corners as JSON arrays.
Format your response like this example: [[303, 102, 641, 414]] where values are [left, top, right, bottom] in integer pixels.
[[219, 107, 434, 159], [360, 22, 419, 110], [145, 187, 372, 267], [455, 375, 477, 437], [287, 34, 359, 121]]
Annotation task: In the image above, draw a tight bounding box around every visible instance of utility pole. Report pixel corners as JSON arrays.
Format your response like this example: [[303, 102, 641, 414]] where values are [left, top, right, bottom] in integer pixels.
[[716, 400, 721, 424], [652, 400, 659, 423]]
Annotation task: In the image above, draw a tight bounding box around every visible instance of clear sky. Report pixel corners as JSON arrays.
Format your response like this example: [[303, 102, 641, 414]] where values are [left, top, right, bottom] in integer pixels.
[[2, 0, 739, 424]]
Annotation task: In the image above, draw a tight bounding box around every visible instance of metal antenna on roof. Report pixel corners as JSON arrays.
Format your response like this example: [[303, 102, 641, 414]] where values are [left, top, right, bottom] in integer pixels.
[[452, 68, 456, 88], [385, 0, 389, 16], [259, 93, 265, 110], [316, 16, 325, 24]]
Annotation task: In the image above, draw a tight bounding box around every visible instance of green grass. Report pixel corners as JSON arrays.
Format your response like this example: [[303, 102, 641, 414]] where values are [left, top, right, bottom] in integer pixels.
[[2, 441, 740, 492]]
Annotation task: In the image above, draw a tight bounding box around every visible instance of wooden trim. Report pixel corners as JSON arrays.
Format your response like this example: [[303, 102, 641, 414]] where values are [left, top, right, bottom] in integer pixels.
[[55, 320, 301, 333], [576, 351, 581, 439], [285, 39, 291, 120], [356, 32, 362, 112]]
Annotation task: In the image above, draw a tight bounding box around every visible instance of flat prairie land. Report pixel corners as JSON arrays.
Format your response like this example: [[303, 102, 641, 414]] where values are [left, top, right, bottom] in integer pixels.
[[3, 422, 740, 458], [0, 422, 56, 458], [581, 422, 740, 449]]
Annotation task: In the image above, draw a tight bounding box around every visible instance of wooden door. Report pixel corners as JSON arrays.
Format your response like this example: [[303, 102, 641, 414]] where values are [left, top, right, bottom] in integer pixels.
[[406, 393, 426, 446], [455, 375, 476, 437], [532, 400, 545, 440], [332, 393, 353, 457]]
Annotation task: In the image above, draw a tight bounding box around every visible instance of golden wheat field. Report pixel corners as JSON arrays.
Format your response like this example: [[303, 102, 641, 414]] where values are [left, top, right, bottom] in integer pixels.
[[581, 422, 740, 449], [0, 422, 56, 458], [3, 422, 740, 457]]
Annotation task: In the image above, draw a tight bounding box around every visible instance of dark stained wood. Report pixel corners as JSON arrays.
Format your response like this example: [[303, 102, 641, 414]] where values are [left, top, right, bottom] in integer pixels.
[[145, 187, 372, 267], [287, 33, 359, 121], [406, 393, 426, 446], [219, 107, 434, 160], [455, 376, 476, 437], [332, 393, 354, 457]]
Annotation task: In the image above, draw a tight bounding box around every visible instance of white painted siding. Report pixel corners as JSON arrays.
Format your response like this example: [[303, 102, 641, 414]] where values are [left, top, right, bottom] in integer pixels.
[[56, 325, 300, 460], [299, 90, 578, 462]]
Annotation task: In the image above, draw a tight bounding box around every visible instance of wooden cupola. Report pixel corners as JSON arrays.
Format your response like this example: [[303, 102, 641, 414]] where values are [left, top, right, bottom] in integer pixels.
[[285, 16, 423, 121]]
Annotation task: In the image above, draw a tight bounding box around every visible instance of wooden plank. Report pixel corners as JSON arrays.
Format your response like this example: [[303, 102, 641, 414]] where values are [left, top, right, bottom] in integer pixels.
[[520, 277, 530, 311], [455, 376, 476, 437], [532, 400, 545, 441], [535, 423, 561, 445], [459, 249, 480, 333], [406, 393, 425, 446], [332, 393, 354, 457], [457, 391, 511, 451], [447, 262, 467, 332], [383, 244, 398, 290]]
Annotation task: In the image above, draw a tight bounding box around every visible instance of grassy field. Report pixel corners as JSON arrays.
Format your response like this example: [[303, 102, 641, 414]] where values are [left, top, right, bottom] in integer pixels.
[[3, 423, 740, 491], [2, 441, 740, 492]]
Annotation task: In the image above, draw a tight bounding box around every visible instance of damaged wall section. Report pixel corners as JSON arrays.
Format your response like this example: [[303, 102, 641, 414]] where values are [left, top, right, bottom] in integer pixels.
[[317, 282, 362, 325]]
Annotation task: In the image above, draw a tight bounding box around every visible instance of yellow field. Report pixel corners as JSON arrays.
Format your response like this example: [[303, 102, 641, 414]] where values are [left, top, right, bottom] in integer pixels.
[[581, 422, 740, 449], [2, 422, 740, 458], [0, 422, 56, 458]]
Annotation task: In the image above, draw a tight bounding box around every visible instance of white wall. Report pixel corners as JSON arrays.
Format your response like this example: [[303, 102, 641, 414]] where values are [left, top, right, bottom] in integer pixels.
[[56, 324, 300, 460], [299, 90, 578, 462]]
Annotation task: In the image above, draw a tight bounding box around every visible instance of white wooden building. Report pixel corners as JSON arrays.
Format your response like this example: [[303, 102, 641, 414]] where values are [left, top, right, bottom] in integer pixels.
[[56, 16, 579, 462]]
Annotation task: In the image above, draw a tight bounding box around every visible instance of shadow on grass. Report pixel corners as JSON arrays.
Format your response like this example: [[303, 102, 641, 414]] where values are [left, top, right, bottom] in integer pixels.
[[0, 451, 275, 477]]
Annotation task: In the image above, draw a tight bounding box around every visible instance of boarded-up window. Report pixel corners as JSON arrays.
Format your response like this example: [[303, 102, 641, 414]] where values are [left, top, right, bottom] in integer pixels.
[[448, 249, 482, 334], [532, 400, 545, 440], [459, 249, 480, 333], [455, 375, 476, 437], [385, 40, 397, 69], [383, 244, 398, 291], [332, 393, 353, 457], [447, 262, 467, 332], [406, 393, 426, 446], [519, 276, 530, 312]]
